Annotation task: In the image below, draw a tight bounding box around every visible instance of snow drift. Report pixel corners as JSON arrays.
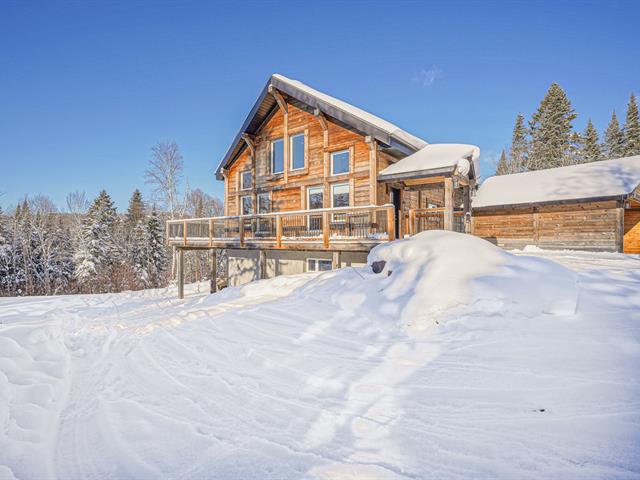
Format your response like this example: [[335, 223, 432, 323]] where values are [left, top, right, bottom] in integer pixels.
[[1, 232, 638, 479], [367, 231, 578, 332]]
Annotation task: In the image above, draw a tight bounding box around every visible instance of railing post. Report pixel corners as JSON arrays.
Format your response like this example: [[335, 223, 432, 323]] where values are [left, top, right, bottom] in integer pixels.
[[208, 219, 213, 247], [183, 220, 187, 246], [322, 211, 330, 248], [276, 215, 282, 248], [387, 206, 396, 241], [239, 218, 245, 247], [408, 208, 416, 236]]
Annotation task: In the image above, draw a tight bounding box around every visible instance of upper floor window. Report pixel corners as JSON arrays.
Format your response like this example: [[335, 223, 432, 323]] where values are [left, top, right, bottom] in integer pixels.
[[257, 193, 271, 214], [271, 138, 284, 174], [331, 150, 350, 175], [290, 133, 305, 170], [240, 171, 252, 190]]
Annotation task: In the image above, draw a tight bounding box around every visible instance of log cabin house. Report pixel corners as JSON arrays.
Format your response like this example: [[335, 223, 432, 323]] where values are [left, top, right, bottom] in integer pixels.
[[166, 74, 640, 298]]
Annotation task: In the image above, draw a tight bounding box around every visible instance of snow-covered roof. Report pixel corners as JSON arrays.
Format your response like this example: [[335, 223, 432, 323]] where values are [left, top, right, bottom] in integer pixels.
[[378, 144, 480, 180], [473, 155, 640, 209], [215, 74, 428, 179], [271, 74, 428, 152]]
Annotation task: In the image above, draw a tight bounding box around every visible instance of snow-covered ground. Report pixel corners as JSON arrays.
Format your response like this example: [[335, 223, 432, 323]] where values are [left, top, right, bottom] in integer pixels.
[[1, 232, 639, 479]]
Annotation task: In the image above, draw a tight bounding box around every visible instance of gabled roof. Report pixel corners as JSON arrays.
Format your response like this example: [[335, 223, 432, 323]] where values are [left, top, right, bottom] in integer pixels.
[[215, 74, 428, 180], [472, 155, 640, 209], [378, 144, 480, 181]]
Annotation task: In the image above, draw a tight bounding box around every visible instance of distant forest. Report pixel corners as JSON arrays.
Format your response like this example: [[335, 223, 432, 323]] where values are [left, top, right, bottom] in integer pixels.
[[0, 142, 223, 297], [495, 84, 640, 175]]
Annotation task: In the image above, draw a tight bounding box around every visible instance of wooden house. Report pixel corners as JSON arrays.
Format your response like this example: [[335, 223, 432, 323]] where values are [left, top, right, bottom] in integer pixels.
[[472, 155, 640, 253], [167, 74, 479, 296]]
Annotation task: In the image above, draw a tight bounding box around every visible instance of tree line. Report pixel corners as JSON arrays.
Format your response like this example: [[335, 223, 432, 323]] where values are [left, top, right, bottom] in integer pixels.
[[0, 142, 223, 297], [496, 85, 640, 175]]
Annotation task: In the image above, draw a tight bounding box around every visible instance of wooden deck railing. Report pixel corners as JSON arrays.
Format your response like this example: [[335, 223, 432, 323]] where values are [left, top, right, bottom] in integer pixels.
[[408, 208, 467, 235], [166, 204, 395, 250]]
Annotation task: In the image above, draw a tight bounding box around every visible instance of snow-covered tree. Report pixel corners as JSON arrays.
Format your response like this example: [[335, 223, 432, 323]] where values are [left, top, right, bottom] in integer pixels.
[[145, 209, 167, 287], [604, 111, 625, 159], [125, 189, 146, 232], [0, 207, 13, 295], [509, 113, 528, 172], [495, 150, 510, 175], [528, 83, 578, 169], [579, 119, 602, 163], [623, 93, 640, 156]]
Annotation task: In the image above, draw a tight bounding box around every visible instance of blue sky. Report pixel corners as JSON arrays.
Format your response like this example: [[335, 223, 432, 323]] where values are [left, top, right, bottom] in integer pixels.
[[1, 0, 639, 211]]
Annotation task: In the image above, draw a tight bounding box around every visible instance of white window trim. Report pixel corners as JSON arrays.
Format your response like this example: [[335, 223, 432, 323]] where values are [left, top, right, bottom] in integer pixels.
[[307, 258, 333, 272], [240, 171, 252, 191], [271, 138, 284, 174], [330, 182, 350, 208], [307, 185, 324, 210], [290, 132, 306, 171], [240, 195, 253, 215], [330, 149, 350, 176]]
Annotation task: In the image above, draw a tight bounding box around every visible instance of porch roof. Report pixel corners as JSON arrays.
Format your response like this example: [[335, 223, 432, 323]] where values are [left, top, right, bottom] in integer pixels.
[[377, 144, 480, 182]]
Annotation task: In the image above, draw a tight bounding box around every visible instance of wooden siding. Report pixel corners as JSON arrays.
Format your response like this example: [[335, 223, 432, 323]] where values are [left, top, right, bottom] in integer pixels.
[[472, 201, 622, 251], [226, 101, 380, 214], [624, 208, 640, 254]]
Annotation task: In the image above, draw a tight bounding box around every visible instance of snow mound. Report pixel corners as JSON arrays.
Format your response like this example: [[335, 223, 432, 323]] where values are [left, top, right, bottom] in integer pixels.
[[368, 231, 578, 332]]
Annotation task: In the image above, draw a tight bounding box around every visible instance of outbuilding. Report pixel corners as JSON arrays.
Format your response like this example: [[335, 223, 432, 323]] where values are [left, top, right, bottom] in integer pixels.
[[471, 155, 640, 253]]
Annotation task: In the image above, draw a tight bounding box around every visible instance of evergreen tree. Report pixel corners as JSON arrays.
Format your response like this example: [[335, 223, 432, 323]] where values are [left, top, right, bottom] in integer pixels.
[[509, 114, 528, 172], [51, 218, 75, 294], [623, 93, 640, 156], [0, 207, 13, 295], [528, 82, 577, 169], [125, 189, 146, 231], [75, 190, 121, 292], [145, 208, 167, 287], [495, 149, 510, 175], [604, 111, 625, 159], [130, 220, 149, 287], [579, 119, 602, 163]]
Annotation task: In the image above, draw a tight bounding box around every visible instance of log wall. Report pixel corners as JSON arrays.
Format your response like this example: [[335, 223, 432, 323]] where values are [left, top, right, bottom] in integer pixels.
[[624, 208, 640, 254], [472, 201, 624, 252]]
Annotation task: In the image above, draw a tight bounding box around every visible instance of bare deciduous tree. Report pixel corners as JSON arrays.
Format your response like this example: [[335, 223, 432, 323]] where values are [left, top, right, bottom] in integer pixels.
[[145, 141, 184, 220]]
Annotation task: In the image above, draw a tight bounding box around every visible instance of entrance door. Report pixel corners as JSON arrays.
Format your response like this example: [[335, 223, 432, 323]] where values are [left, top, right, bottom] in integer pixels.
[[391, 188, 401, 238]]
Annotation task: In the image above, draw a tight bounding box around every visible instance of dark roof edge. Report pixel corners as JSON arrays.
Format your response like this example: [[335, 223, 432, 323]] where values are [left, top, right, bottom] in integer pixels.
[[472, 194, 627, 212]]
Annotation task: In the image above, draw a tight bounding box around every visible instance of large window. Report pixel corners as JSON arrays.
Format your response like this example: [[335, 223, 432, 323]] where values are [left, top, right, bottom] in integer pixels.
[[257, 193, 271, 233], [241, 196, 253, 215], [257, 193, 271, 214], [307, 185, 324, 210], [271, 138, 284, 174], [331, 150, 350, 175], [290, 133, 305, 170], [307, 258, 333, 272], [240, 171, 252, 190], [331, 183, 350, 208]]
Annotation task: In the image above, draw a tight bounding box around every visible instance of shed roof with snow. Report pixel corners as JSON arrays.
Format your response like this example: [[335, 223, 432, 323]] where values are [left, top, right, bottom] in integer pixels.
[[473, 155, 640, 209], [378, 143, 480, 182], [215, 74, 428, 180]]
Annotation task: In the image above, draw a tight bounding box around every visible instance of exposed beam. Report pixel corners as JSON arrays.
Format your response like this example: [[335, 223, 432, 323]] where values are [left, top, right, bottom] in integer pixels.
[[241, 133, 256, 157], [404, 176, 446, 186], [268, 85, 288, 114], [314, 108, 328, 131]]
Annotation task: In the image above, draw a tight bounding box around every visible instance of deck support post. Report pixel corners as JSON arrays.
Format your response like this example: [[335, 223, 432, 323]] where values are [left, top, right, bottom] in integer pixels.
[[258, 249, 267, 280], [210, 249, 217, 293], [332, 251, 341, 270], [444, 177, 454, 231], [177, 248, 184, 299]]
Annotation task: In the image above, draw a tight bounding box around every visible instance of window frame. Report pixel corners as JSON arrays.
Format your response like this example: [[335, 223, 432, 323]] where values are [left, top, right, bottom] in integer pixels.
[[240, 195, 253, 216], [330, 149, 350, 176], [307, 258, 333, 272], [270, 138, 285, 174], [257, 192, 271, 214], [307, 185, 324, 210], [289, 132, 306, 171], [240, 171, 252, 191], [330, 182, 350, 209]]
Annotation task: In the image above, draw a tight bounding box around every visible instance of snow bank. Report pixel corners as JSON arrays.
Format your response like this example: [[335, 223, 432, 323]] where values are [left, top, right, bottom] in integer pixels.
[[368, 231, 578, 332]]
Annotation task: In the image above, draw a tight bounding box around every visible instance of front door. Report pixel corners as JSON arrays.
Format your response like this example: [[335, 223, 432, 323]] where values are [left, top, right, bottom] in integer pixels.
[[391, 188, 401, 238]]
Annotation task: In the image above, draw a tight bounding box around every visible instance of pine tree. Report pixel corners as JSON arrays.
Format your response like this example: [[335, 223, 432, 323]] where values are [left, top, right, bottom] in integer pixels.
[[125, 189, 146, 231], [509, 114, 529, 172], [528, 83, 578, 169], [604, 111, 625, 159], [623, 93, 640, 156], [495, 149, 510, 175], [0, 207, 12, 295], [146, 209, 167, 287], [579, 119, 602, 163], [130, 220, 149, 288]]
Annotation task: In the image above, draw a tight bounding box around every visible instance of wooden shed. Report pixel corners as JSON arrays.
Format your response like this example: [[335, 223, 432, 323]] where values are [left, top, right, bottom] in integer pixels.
[[471, 156, 640, 253]]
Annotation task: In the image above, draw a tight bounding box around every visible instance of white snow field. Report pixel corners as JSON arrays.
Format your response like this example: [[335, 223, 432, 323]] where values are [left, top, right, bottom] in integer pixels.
[[1, 231, 639, 479]]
